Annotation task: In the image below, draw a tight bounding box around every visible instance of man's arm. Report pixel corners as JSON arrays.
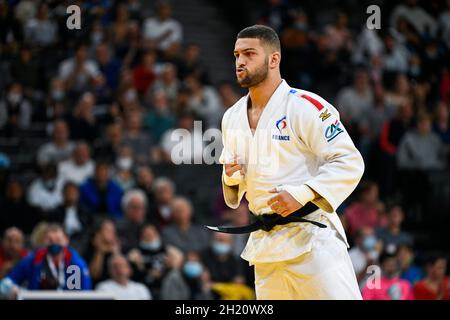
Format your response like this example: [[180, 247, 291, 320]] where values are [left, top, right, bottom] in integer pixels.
[[290, 94, 365, 213]]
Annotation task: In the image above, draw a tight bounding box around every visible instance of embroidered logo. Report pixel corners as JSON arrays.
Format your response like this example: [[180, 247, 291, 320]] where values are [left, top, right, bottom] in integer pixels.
[[319, 109, 331, 122], [325, 120, 343, 142], [275, 116, 287, 134], [273, 116, 290, 141]]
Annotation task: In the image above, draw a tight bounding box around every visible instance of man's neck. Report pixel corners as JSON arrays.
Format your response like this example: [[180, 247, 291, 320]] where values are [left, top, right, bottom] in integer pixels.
[[248, 75, 282, 110]]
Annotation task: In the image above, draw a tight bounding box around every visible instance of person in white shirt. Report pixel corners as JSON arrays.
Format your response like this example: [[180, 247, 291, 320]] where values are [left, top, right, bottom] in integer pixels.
[[58, 142, 95, 185], [96, 254, 152, 300], [215, 25, 365, 299], [143, 2, 183, 53]]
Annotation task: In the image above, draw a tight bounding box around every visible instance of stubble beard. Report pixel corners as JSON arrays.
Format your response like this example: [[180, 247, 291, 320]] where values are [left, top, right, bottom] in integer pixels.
[[236, 57, 269, 88]]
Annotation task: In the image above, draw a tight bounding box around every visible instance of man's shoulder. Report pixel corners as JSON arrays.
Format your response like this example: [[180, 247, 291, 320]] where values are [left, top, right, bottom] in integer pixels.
[[222, 95, 247, 125]]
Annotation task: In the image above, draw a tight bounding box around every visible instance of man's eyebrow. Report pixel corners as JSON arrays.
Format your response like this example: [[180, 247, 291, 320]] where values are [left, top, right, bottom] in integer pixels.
[[233, 48, 257, 54]]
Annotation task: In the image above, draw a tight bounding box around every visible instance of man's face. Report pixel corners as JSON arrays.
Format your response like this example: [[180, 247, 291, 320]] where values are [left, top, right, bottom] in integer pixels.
[[234, 38, 269, 88], [110, 256, 131, 281], [44, 229, 69, 247], [3, 229, 24, 256], [125, 197, 146, 224]]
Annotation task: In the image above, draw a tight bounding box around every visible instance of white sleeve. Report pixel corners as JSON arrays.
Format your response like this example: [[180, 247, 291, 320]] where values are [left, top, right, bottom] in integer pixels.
[[219, 110, 245, 209], [292, 96, 365, 212]]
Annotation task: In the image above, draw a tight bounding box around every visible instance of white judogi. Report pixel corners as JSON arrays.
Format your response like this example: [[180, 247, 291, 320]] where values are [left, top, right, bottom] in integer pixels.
[[220, 80, 364, 299]]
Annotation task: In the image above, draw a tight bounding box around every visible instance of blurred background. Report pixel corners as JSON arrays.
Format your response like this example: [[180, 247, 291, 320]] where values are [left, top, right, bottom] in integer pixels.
[[0, 0, 449, 300]]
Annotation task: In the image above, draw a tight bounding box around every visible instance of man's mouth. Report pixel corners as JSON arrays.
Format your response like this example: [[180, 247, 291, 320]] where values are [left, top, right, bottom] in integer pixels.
[[236, 68, 246, 76]]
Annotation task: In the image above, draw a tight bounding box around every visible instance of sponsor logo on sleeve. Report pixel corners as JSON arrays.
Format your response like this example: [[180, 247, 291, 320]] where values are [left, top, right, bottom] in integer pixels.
[[325, 120, 343, 142], [319, 109, 331, 122]]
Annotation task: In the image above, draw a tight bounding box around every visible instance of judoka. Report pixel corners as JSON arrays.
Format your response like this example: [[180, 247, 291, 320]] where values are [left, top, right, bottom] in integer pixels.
[[210, 25, 365, 300]]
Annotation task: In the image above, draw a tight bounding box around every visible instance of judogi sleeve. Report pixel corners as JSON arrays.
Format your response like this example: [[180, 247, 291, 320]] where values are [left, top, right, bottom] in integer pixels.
[[219, 109, 245, 209], [289, 95, 365, 213]]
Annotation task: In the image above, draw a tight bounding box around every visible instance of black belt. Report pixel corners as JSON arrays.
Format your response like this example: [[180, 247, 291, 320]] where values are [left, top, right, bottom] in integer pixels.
[[205, 202, 327, 234]]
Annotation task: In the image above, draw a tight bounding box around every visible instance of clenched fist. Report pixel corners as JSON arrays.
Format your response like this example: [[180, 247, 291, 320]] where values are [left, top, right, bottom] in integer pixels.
[[267, 188, 303, 217]]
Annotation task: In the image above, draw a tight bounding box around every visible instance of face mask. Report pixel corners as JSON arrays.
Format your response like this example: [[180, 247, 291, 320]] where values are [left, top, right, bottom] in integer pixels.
[[43, 179, 56, 190], [362, 236, 377, 251], [116, 157, 133, 170], [8, 93, 22, 105], [52, 90, 65, 101], [47, 244, 63, 256], [91, 32, 103, 44], [183, 261, 203, 278], [140, 239, 161, 251], [212, 242, 231, 256]]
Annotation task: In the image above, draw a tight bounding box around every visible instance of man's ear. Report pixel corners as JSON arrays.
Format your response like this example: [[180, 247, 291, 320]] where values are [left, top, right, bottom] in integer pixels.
[[269, 51, 281, 69]]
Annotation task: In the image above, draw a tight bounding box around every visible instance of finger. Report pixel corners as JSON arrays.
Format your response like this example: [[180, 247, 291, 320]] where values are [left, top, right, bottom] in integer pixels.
[[267, 195, 280, 206], [280, 209, 291, 217], [268, 188, 278, 193], [270, 202, 283, 213]]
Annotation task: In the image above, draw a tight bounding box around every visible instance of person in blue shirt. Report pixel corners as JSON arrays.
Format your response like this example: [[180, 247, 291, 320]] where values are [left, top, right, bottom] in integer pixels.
[[0, 224, 92, 298], [79, 161, 124, 218]]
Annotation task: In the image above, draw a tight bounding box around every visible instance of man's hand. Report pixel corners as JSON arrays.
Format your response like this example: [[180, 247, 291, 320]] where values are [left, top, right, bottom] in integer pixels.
[[224, 157, 244, 177], [267, 188, 303, 217]]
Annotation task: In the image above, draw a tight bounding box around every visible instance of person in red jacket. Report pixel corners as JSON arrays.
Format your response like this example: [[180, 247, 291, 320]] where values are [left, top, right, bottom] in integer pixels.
[[132, 51, 157, 96], [414, 253, 449, 300]]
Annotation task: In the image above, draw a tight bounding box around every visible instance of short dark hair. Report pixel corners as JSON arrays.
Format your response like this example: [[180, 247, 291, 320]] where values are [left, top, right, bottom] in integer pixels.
[[237, 25, 281, 52]]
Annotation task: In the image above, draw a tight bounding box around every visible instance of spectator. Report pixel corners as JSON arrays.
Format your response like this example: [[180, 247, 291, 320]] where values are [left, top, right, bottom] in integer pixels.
[[0, 224, 91, 298], [143, 89, 175, 143], [398, 113, 446, 170], [23, 2, 57, 48], [180, 251, 215, 300], [221, 202, 250, 258], [390, 0, 437, 37], [149, 177, 175, 228], [432, 101, 450, 145], [135, 165, 156, 211], [160, 111, 205, 164], [162, 197, 209, 253], [95, 42, 121, 92], [385, 74, 411, 111], [0, 82, 32, 136], [217, 81, 240, 113], [336, 69, 374, 126], [38, 78, 68, 133], [132, 51, 157, 97], [257, 0, 289, 32], [116, 189, 148, 252], [323, 12, 353, 53], [96, 253, 152, 300], [10, 46, 39, 92], [379, 100, 415, 195], [44, 182, 92, 251], [37, 120, 75, 165], [376, 204, 413, 253], [58, 142, 95, 185], [381, 34, 410, 74], [122, 110, 154, 164], [160, 245, 190, 299], [127, 224, 167, 299], [398, 244, 423, 285], [349, 227, 383, 287], [59, 43, 100, 95], [343, 181, 387, 237], [113, 145, 136, 191], [362, 251, 415, 300], [200, 232, 245, 284], [142, 1, 183, 56], [414, 253, 449, 300], [152, 63, 180, 108], [65, 92, 98, 143], [79, 161, 124, 218], [185, 75, 222, 129], [27, 162, 65, 213], [176, 44, 209, 83], [0, 179, 38, 234], [84, 219, 122, 285], [94, 122, 123, 163], [0, 228, 28, 279]]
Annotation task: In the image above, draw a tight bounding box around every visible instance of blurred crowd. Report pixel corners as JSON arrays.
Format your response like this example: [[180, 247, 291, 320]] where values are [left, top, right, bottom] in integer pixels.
[[0, 0, 449, 300]]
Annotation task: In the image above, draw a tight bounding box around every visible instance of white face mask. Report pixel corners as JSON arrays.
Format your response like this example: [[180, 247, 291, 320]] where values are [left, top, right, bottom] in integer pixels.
[[8, 93, 22, 105], [116, 157, 133, 170]]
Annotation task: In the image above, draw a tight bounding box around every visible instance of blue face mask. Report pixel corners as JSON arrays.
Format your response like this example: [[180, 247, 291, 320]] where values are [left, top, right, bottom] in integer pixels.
[[140, 239, 162, 251], [362, 236, 377, 251], [47, 244, 63, 256], [183, 261, 203, 278], [212, 242, 231, 256]]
